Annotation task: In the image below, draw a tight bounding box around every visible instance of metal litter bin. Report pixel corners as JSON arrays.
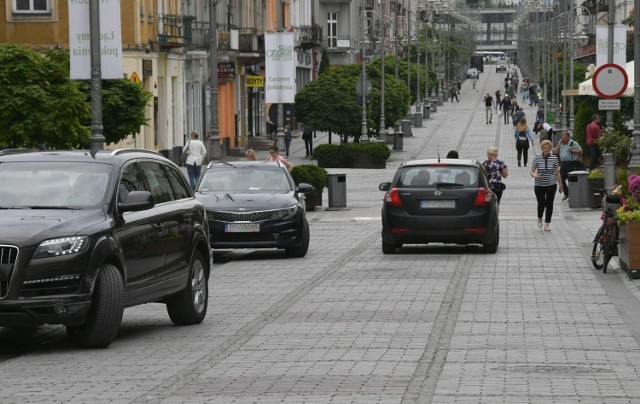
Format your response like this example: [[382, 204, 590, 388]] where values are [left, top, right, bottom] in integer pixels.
[[401, 119, 412, 137], [413, 111, 422, 127], [423, 104, 430, 119], [430, 99, 438, 112], [327, 174, 347, 208], [568, 170, 589, 208], [393, 132, 403, 151]]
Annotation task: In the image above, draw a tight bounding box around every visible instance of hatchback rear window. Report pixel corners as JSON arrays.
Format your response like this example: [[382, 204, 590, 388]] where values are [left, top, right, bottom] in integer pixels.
[[396, 166, 479, 188]]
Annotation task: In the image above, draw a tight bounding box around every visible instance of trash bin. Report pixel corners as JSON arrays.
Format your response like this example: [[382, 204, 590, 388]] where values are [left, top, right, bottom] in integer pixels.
[[327, 174, 347, 208], [393, 131, 403, 151], [423, 104, 430, 119], [413, 111, 423, 127], [568, 170, 589, 208], [401, 119, 412, 138], [430, 99, 438, 113]]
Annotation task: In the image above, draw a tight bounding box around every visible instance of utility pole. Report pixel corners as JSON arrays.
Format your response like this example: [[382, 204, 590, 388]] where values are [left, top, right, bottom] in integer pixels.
[[629, 0, 640, 170], [89, 0, 104, 157], [209, 0, 222, 160]]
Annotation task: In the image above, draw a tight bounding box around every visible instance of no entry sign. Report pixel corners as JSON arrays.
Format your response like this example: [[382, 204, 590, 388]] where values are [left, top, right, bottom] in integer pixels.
[[592, 63, 628, 99]]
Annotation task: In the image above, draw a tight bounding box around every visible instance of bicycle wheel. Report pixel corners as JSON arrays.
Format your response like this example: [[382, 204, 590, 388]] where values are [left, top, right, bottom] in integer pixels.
[[591, 225, 605, 270]]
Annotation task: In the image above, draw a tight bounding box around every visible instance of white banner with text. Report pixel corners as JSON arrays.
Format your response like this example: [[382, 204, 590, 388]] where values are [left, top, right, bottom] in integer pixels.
[[69, 0, 123, 80], [264, 33, 296, 103], [595, 25, 627, 68]]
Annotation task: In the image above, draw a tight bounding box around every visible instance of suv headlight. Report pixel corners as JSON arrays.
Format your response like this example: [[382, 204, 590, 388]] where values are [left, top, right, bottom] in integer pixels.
[[33, 236, 90, 259], [271, 206, 297, 220]]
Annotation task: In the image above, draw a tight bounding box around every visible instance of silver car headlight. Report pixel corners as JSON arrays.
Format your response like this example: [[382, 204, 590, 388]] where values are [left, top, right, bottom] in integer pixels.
[[33, 236, 90, 259], [271, 205, 297, 220]]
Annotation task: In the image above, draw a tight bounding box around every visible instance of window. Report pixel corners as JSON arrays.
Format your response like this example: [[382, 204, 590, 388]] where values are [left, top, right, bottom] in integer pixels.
[[139, 161, 175, 204], [327, 12, 338, 48], [13, 0, 50, 13], [118, 163, 147, 204], [166, 165, 192, 200]]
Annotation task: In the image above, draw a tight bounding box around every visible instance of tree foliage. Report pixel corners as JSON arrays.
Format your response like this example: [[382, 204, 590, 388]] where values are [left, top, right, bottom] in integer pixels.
[[0, 44, 151, 149], [295, 61, 410, 139]]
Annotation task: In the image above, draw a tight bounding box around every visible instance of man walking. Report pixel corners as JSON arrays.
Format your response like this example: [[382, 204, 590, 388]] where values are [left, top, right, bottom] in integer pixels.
[[483, 93, 494, 124], [450, 84, 459, 103], [554, 131, 583, 201], [586, 114, 602, 170], [501, 96, 512, 124]]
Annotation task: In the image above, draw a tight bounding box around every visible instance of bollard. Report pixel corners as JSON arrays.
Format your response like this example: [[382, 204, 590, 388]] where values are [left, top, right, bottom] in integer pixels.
[[423, 104, 430, 119], [603, 153, 616, 189]]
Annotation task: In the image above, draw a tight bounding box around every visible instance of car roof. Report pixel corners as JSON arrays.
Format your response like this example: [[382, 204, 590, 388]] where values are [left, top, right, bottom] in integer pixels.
[[0, 148, 169, 166], [206, 161, 288, 170], [401, 158, 479, 168]]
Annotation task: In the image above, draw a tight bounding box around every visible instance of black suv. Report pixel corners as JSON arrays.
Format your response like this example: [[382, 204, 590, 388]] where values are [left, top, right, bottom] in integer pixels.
[[0, 149, 211, 348]]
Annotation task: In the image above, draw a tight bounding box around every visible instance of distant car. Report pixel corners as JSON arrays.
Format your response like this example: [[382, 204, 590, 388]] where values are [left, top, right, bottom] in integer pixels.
[[496, 60, 508, 72], [379, 159, 499, 254], [466, 68, 479, 78], [0, 149, 211, 348], [195, 161, 312, 257]]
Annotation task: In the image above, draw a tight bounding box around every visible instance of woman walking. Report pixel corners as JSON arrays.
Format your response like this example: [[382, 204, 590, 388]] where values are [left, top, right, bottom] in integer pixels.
[[530, 140, 563, 231], [482, 146, 509, 204], [514, 118, 536, 167]]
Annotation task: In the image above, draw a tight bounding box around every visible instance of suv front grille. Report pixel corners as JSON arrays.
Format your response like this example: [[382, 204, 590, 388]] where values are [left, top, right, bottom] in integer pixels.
[[209, 210, 276, 222], [0, 245, 18, 298]]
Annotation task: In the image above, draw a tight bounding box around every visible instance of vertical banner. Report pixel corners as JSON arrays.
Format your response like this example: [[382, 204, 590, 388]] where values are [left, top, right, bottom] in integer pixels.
[[595, 25, 627, 68], [69, 0, 123, 80], [264, 33, 296, 103]]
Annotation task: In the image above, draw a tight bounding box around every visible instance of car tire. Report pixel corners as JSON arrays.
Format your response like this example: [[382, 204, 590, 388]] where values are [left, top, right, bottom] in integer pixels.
[[67, 264, 125, 348], [166, 251, 208, 325], [285, 219, 310, 258], [382, 240, 396, 254], [482, 224, 499, 254]]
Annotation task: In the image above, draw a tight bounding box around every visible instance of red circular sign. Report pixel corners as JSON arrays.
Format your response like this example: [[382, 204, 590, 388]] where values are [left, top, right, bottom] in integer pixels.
[[592, 63, 628, 99]]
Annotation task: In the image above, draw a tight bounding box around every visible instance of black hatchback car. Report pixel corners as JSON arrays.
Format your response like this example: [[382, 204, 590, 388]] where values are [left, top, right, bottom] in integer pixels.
[[379, 159, 499, 254], [195, 161, 311, 257], [0, 149, 211, 348]]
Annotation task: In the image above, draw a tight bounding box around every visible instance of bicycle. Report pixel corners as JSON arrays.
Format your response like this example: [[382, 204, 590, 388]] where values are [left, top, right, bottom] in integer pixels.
[[591, 189, 621, 273]]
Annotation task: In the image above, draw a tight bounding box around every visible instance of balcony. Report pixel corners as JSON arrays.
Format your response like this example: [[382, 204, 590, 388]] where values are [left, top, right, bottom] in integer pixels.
[[155, 14, 195, 51], [238, 28, 260, 53], [296, 24, 322, 49]]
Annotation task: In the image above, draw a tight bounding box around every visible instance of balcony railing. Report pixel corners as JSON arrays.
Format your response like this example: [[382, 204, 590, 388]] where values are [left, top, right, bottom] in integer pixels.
[[182, 22, 261, 53], [296, 24, 322, 49], [156, 14, 194, 49]]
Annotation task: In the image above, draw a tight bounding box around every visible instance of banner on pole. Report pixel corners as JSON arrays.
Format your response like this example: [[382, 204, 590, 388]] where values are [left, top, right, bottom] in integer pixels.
[[264, 33, 296, 103], [595, 25, 626, 68], [69, 0, 123, 80]]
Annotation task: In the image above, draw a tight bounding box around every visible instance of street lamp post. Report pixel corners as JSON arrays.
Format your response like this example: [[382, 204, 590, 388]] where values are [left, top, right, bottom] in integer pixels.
[[88, 0, 104, 157], [209, 0, 222, 160], [629, 0, 640, 170], [360, 0, 369, 143]]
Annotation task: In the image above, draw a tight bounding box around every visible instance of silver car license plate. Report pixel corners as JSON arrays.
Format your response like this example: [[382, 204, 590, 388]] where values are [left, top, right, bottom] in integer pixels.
[[225, 223, 260, 232], [420, 200, 455, 209]]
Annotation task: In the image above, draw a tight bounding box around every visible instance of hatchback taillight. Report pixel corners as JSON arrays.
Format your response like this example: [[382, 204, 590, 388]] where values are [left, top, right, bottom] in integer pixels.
[[385, 188, 403, 207], [473, 188, 493, 206]]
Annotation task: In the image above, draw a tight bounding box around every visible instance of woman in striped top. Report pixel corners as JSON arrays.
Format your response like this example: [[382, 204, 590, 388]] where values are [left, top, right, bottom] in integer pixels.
[[530, 140, 564, 231]]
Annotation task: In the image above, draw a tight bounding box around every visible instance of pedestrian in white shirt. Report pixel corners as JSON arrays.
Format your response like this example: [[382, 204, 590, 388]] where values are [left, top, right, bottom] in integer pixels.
[[184, 131, 207, 190]]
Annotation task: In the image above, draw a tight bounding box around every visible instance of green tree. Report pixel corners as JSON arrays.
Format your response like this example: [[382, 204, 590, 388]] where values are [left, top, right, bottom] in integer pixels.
[[0, 44, 151, 149], [0, 43, 89, 148], [295, 63, 410, 140], [78, 76, 151, 145], [318, 49, 330, 76]]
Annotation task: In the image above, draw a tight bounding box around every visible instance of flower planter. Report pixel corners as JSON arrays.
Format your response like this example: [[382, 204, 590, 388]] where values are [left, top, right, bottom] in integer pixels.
[[618, 222, 640, 279]]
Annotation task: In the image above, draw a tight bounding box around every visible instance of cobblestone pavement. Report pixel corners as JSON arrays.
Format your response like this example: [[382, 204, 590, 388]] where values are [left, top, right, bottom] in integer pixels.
[[2, 67, 640, 403]]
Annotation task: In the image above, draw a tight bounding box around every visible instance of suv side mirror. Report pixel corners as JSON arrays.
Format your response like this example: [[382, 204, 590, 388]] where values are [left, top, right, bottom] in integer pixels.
[[118, 191, 155, 212]]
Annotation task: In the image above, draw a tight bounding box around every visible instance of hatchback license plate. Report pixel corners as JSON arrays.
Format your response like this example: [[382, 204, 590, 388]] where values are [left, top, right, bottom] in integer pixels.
[[421, 200, 455, 209], [225, 223, 260, 232]]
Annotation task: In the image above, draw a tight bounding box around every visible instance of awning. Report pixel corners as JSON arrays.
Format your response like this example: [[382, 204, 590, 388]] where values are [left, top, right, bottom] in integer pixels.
[[578, 61, 635, 97]]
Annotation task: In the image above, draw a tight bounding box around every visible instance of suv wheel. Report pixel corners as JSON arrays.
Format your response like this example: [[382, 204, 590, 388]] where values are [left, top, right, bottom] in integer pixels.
[[285, 219, 310, 258], [67, 264, 125, 348], [166, 251, 208, 325]]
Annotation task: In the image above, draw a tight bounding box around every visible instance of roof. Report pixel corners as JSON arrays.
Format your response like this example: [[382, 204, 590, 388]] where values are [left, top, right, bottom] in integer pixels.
[[0, 149, 168, 164], [401, 158, 478, 167]]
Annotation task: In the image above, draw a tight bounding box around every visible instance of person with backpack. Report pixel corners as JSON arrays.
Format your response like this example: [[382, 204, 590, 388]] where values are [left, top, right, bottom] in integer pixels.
[[514, 118, 536, 167], [512, 103, 525, 127]]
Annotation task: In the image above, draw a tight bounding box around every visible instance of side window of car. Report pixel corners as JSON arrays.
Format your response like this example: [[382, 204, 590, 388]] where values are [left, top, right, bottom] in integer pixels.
[[139, 161, 176, 204], [165, 165, 192, 200], [118, 163, 147, 203]]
